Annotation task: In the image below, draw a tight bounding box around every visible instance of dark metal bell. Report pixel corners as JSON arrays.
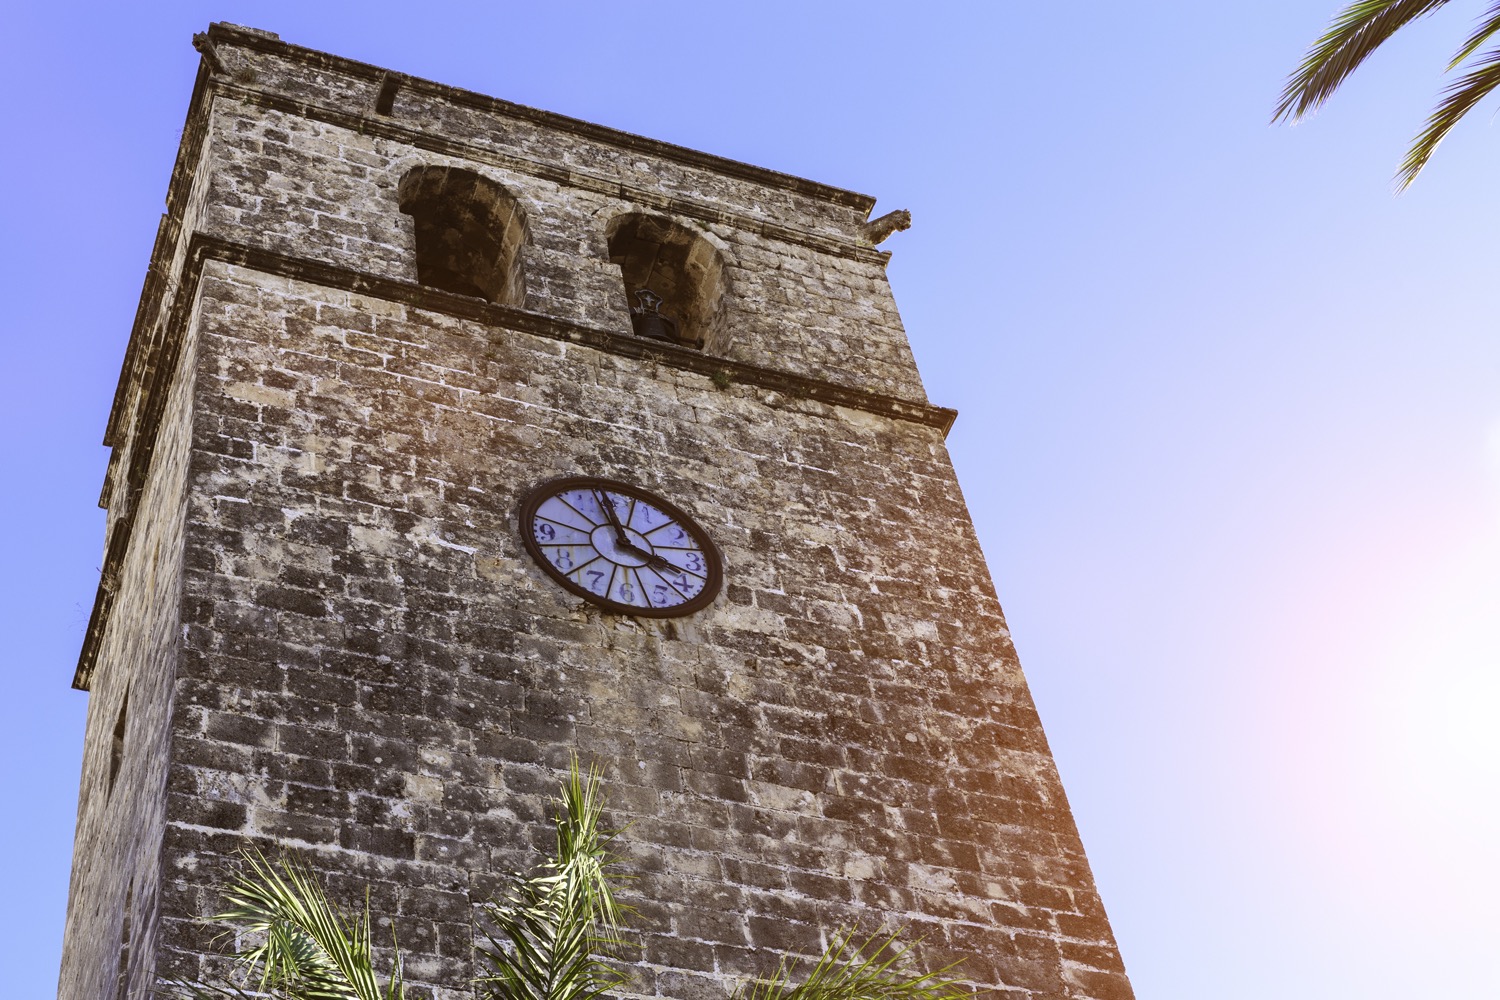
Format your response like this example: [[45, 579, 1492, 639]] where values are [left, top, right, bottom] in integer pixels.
[[629, 288, 679, 343]]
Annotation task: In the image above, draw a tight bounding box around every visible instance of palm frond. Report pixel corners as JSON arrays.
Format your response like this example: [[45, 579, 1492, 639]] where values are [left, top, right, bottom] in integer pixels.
[[1274, 0, 1453, 122], [1399, 44, 1500, 186], [154, 980, 274, 999], [734, 928, 973, 1000], [474, 759, 632, 1000], [160, 851, 405, 1000], [551, 761, 628, 929], [1449, 0, 1500, 66], [475, 876, 630, 1000]]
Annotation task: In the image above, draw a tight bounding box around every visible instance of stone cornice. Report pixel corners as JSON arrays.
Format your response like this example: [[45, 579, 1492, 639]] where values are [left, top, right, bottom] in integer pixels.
[[103, 60, 216, 448], [74, 234, 957, 690], [205, 22, 879, 214]]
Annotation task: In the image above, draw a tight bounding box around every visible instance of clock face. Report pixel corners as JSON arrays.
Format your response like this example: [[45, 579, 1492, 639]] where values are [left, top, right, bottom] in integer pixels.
[[519, 477, 722, 617]]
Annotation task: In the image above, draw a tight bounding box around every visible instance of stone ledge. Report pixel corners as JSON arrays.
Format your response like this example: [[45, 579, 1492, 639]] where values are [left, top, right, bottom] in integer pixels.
[[187, 236, 957, 435]]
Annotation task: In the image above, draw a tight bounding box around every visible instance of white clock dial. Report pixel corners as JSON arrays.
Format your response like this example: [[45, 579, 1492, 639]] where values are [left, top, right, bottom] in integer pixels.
[[520, 477, 721, 616]]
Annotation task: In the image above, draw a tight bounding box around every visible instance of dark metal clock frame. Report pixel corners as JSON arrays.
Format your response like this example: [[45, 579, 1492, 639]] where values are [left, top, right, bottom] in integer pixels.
[[518, 475, 724, 617]]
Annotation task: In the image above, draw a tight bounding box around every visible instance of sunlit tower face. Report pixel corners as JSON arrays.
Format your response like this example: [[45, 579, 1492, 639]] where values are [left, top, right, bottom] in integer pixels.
[[56, 22, 1135, 1000]]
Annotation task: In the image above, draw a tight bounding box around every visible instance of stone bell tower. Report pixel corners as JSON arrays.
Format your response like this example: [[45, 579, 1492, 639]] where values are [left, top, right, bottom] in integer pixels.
[[58, 22, 1134, 1000]]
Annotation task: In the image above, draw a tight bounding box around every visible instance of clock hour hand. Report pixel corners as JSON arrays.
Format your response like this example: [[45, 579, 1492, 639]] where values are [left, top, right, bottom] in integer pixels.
[[637, 550, 678, 574], [610, 520, 678, 573]]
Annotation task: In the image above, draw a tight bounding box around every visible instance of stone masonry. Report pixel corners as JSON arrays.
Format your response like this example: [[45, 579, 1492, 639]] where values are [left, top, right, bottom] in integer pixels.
[[59, 23, 1134, 1000]]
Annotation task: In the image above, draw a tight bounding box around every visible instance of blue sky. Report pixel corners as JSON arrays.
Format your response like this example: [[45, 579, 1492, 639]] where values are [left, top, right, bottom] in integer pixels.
[[5, 3, 1498, 997]]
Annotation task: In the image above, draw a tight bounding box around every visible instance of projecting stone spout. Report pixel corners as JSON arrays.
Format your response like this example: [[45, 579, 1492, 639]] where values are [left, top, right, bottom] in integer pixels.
[[862, 208, 912, 245]]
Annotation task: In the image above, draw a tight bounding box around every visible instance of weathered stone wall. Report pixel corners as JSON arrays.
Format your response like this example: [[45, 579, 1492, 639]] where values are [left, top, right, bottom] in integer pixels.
[[58, 299, 199, 1000], [63, 23, 1132, 1000], [98, 123, 221, 544], [152, 261, 1128, 1000]]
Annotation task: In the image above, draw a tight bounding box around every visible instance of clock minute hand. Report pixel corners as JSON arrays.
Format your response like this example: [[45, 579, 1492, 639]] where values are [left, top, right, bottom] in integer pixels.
[[593, 489, 631, 543]]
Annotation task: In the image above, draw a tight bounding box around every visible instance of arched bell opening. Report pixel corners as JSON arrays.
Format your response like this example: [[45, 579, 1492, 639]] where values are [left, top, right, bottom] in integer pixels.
[[397, 165, 528, 305], [605, 213, 725, 351]]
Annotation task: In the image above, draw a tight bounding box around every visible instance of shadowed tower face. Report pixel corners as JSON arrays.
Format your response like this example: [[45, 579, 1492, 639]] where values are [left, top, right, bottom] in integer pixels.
[[57, 23, 1134, 1000]]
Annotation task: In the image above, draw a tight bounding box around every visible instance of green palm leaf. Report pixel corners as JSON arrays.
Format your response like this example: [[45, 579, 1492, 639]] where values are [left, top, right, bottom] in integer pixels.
[[1447, 0, 1500, 66], [162, 851, 405, 1000], [474, 760, 632, 1000], [733, 928, 972, 1000], [1274, 0, 1453, 123], [1277, 0, 1500, 184], [1399, 43, 1500, 185]]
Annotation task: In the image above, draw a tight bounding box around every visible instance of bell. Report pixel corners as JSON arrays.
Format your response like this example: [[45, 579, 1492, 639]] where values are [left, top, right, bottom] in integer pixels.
[[629, 287, 679, 343]]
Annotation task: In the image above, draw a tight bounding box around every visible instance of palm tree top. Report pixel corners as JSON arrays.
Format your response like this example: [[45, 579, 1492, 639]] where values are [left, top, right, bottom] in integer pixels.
[[1276, 0, 1500, 188]]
